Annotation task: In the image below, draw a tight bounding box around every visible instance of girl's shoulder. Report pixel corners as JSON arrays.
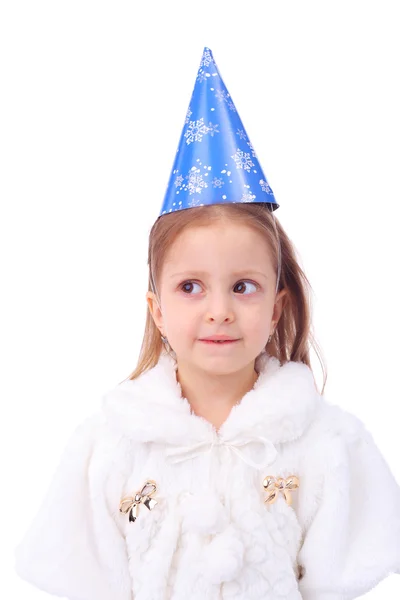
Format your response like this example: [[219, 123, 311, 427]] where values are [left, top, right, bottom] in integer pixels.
[[314, 398, 367, 438], [302, 394, 374, 461]]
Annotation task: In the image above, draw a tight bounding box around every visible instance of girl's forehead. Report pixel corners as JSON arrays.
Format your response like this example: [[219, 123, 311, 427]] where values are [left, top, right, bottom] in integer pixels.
[[162, 223, 273, 279], [168, 223, 269, 253], [162, 233, 274, 279]]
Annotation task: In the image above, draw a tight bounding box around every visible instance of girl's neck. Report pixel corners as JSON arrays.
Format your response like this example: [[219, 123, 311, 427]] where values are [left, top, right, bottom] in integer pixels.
[[175, 359, 259, 431]]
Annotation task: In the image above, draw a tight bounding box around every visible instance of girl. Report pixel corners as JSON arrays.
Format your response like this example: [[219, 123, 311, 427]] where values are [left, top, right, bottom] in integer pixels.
[[15, 47, 400, 600]]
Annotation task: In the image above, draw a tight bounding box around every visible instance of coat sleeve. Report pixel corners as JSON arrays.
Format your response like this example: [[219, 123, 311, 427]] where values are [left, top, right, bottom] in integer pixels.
[[297, 410, 400, 600], [14, 412, 132, 600]]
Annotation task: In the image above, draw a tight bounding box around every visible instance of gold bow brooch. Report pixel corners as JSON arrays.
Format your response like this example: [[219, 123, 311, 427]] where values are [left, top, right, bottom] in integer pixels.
[[119, 479, 159, 523], [263, 475, 299, 506]]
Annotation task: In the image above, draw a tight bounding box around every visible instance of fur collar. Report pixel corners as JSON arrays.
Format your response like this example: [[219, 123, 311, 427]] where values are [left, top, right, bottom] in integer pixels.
[[102, 352, 321, 469]]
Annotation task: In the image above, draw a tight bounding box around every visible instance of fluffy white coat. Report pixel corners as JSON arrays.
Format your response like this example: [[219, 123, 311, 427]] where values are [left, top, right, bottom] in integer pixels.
[[15, 351, 400, 599]]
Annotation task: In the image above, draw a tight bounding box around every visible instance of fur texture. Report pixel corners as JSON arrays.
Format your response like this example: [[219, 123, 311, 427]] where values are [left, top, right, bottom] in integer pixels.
[[14, 351, 400, 599]]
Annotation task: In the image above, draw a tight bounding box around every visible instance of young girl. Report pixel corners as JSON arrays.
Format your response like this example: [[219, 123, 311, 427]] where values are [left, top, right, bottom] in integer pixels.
[[15, 47, 400, 600]]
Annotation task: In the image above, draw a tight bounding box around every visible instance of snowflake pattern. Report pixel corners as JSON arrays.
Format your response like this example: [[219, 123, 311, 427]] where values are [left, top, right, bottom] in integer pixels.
[[200, 49, 213, 68], [236, 129, 247, 140], [241, 190, 256, 202], [215, 89, 228, 103], [259, 179, 272, 193], [188, 197, 203, 207], [212, 177, 224, 188], [207, 122, 219, 137], [185, 108, 192, 124], [214, 88, 236, 111], [247, 141, 257, 157], [215, 90, 236, 112], [197, 70, 208, 83], [184, 118, 209, 144], [184, 118, 220, 144], [174, 175, 184, 187], [185, 166, 208, 195], [231, 148, 255, 172]]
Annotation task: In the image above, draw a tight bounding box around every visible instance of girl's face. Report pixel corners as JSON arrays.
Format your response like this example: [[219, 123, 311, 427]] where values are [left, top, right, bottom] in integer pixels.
[[147, 222, 287, 375]]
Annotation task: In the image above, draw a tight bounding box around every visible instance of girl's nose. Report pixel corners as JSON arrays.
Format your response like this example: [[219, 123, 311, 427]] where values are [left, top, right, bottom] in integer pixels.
[[204, 292, 234, 322]]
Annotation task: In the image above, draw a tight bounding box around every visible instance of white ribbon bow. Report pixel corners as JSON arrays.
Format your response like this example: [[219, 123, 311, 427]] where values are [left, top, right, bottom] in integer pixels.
[[165, 434, 278, 470]]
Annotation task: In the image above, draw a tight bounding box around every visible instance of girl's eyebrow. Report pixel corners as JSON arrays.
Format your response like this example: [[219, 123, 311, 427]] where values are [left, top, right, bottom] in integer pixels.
[[170, 270, 268, 280]]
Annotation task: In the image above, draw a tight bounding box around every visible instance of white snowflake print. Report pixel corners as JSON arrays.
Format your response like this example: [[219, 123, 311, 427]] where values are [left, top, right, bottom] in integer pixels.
[[184, 166, 208, 195], [214, 88, 236, 111], [231, 148, 255, 172], [212, 177, 224, 188], [200, 49, 213, 68], [247, 141, 257, 157], [185, 108, 192, 124], [215, 89, 228, 103], [259, 179, 272, 193], [241, 190, 256, 202], [184, 118, 219, 144], [174, 174, 184, 187], [197, 69, 208, 83], [187, 197, 203, 208], [207, 122, 219, 137], [236, 129, 247, 140], [184, 118, 209, 144]]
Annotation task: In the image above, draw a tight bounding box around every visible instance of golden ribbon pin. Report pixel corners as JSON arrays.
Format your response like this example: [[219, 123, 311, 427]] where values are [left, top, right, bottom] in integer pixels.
[[263, 475, 299, 506], [119, 479, 159, 523]]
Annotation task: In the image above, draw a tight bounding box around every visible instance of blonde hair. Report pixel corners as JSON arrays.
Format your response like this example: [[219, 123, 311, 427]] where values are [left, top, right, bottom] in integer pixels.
[[124, 203, 327, 395]]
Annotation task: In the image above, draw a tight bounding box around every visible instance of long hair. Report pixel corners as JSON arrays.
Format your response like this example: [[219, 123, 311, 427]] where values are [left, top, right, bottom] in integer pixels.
[[123, 203, 327, 395]]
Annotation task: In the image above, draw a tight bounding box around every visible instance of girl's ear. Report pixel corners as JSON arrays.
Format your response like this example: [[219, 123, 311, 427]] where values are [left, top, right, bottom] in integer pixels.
[[146, 291, 164, 331], [272, 288, 288, 325]]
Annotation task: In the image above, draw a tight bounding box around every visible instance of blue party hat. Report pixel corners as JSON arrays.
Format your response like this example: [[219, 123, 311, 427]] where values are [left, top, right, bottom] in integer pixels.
[[159, 47, 279, 217]]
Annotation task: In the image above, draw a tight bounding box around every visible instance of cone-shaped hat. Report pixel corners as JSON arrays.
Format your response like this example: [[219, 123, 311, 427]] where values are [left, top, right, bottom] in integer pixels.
[[159, 47, 278, 217]]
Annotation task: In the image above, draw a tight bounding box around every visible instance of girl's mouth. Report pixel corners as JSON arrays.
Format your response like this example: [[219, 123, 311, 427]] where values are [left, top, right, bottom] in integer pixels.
[[199, 339, 240, 345]]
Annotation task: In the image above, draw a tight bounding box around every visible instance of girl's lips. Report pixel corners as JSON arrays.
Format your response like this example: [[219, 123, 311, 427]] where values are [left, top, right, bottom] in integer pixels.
[[199, 339, 240, 345]]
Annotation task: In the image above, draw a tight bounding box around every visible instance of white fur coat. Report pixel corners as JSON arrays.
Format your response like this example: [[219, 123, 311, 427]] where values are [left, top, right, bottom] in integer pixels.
[[15, 351, 400, 599]]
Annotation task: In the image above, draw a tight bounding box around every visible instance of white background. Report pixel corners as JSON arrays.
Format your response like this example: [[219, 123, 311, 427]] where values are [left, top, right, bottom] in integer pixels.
[[1, 0, 399, 598]]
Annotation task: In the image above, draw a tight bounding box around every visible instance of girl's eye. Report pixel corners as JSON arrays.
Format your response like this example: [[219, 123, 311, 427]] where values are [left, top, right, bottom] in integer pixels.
[[180, 281, 202, 294], [179, 280, 259, 295]]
